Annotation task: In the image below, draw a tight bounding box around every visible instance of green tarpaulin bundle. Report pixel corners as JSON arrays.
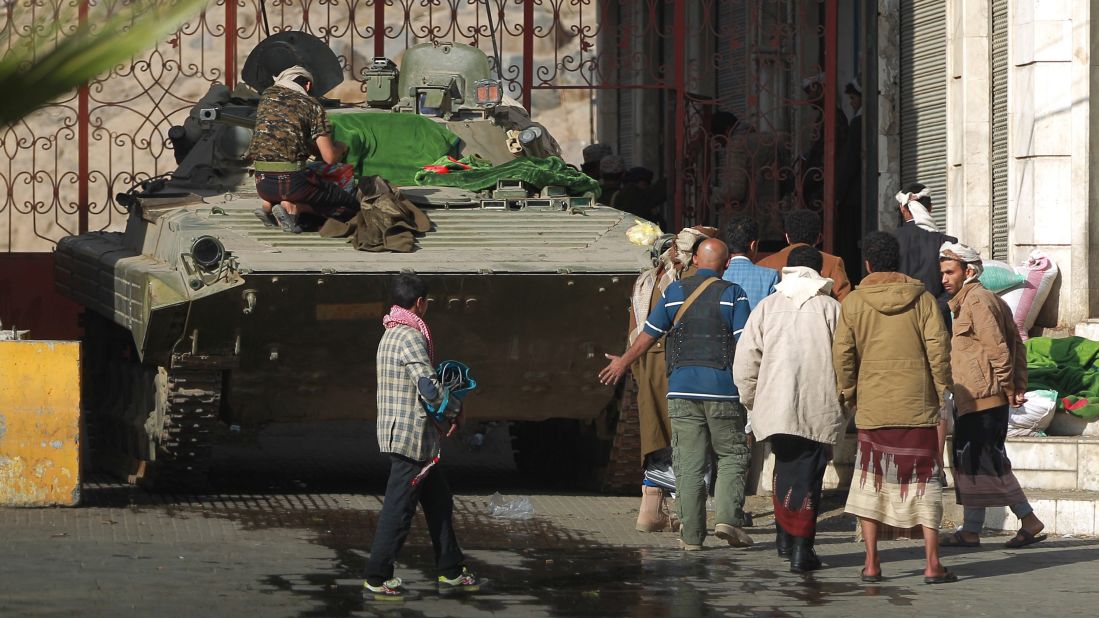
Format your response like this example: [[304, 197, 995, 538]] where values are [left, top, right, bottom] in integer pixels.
[[330, 113, 460, 186], [415, 154, 601, 197], [1026, 336, 1099, 421]]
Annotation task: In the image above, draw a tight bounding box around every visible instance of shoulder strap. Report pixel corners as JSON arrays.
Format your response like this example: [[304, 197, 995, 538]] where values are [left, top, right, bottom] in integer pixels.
[[673, 277, 720, 325]]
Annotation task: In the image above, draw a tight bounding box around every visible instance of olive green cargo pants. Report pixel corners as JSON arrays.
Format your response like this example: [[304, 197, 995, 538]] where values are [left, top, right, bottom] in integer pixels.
[[668, 398, 750, 545]]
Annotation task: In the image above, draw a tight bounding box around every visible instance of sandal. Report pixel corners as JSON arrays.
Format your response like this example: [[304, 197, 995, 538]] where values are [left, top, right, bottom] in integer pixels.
[[940, 531, 981, 548], [272, 204, 302, 234], [253, 207, 277, 228], [860, 568, 884, 583], [1005, 528, 1047, 549], [924, 568, 958, 585]]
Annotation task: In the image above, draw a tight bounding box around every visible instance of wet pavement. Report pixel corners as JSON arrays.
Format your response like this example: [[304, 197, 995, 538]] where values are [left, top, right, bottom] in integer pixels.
[[2, 422, 1098, 616]]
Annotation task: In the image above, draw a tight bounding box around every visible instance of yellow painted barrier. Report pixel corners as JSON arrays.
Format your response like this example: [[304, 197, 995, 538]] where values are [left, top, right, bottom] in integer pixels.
[[0, 340, 81, 506]]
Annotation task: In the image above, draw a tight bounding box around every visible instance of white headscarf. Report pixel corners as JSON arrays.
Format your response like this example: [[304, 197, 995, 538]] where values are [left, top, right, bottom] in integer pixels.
[[628, 227, 715, 344], [775, 266, 834, 308], [939, 241, 984, 283], [896, 187, 937, 232], [673, 226, 717, 269], [272, 65, 313, 96]]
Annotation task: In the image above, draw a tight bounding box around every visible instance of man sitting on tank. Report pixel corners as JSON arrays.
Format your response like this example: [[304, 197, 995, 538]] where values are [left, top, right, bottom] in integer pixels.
[[246, 65, 359, 233]]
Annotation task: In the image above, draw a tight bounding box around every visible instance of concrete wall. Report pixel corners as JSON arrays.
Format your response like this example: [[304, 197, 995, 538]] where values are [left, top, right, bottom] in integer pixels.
[[1011, 0, 1092, 329], [947, 0, 1094, 330], [946, 0, 993, 255], [877, 0, 901, 229]]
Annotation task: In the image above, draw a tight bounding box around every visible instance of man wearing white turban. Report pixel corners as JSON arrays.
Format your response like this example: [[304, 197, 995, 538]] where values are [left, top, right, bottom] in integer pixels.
[[938, 243, 1046, 550], [895, 182, 957, 323], [246, 65, 357, 233]]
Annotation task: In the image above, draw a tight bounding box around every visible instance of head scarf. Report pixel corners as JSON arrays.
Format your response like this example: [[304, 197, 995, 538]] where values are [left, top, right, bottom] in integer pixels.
[[673, 226, 717, 269], [273, 65, 313, 96], [896, 186, 937, 232], [775, 266, 834, 308], [939, 241, 984, 283], [582, 143, 613, 163], [628, 226, 717, 343], [382, 305, 434, 361]]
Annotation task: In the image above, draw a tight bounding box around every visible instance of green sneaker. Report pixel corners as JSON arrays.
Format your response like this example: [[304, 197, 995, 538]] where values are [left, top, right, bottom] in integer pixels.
[[363, 577, 407, 601], [437, 566, 481, 595]]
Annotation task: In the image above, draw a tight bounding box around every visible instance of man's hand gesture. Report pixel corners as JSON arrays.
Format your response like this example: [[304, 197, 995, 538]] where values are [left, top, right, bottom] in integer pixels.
[[598, 353, 629, 386]]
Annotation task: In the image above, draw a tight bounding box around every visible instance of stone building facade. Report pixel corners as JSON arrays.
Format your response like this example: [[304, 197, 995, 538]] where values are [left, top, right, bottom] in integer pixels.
[[942, 0, 1092, 332], [599, 0, 1091, 332]]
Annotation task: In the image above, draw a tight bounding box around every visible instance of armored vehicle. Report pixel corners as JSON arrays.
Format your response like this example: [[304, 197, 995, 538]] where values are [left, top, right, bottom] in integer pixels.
[[55, 33, 650, 488]]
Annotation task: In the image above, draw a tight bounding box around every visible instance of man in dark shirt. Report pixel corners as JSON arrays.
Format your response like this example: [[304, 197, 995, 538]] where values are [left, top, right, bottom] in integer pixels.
[[893, 182, 957, 323], [895, 184, 957, 491], [246, 65, 358, 233]]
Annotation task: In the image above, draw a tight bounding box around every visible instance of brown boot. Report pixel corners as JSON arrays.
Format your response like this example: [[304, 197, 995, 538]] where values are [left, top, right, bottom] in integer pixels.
[[636, 485, 676, 532]]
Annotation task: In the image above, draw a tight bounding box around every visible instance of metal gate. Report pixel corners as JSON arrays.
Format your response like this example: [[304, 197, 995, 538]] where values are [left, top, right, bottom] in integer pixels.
[[2, 0, 839, 249]]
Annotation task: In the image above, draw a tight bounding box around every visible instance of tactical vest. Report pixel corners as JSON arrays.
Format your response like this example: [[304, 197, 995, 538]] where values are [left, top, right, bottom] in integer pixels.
[[666, 275, 734, 375]]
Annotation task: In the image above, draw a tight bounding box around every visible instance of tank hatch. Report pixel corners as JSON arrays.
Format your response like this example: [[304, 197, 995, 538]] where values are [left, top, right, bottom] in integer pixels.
[[240, 31, 343, 96]]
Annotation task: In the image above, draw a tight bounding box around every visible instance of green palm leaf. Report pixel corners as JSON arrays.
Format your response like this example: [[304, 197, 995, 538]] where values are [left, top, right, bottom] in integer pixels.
[[0, 0, 207, 126]]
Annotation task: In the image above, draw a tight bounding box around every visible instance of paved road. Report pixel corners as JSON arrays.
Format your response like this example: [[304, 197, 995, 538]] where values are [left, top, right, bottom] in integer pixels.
[[2, 422, 1097, 616]]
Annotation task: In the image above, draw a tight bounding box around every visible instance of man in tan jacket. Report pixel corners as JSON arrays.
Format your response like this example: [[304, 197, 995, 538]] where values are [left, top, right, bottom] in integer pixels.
[[938, 242, 1046, 549], [757, 209, 852, 300], [833, 231, 956, 584]]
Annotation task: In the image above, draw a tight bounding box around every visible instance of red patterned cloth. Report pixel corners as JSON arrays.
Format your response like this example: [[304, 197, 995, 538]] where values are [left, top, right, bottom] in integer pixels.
[[307, 161, 357, 193], [382, 305, 433, 362], [845, 426, 944, 532]]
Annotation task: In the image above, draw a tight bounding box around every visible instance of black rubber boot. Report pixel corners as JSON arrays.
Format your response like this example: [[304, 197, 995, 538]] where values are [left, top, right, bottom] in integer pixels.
[[775, 526, 792, 559], [789, 536, 822, 573]]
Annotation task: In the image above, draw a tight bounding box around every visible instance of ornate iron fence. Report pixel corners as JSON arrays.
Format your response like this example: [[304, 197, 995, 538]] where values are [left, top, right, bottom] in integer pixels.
[[1, 0, 838, 252]]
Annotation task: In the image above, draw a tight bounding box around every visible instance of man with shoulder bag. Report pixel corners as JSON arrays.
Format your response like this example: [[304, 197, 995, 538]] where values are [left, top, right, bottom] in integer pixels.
[[599, 239, 753, 550]]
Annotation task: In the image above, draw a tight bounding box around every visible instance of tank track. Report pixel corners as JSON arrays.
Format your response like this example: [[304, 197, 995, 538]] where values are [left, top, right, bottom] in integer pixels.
[[600, 370, 641, 494], [81, 311, 219, 489], [144, 368, 221, 489]]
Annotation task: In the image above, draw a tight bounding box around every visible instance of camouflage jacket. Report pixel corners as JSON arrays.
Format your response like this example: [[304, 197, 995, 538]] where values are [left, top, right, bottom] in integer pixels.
[[246, 85, 329, 162]]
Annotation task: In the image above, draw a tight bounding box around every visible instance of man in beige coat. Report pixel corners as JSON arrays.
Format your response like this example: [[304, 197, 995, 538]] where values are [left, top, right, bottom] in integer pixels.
[[832, 231, 956, 584], [733, 246, 845, 573]]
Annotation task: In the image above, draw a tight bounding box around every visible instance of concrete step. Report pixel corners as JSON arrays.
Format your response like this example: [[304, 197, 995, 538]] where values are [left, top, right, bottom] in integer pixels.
[[755, 433, 1099, 494], [749, 434, 1099, 536], [942, 489, 1099, 536]]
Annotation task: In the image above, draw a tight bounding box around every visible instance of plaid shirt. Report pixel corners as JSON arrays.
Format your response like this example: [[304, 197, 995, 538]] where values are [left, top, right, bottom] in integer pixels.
[[723, 256, 778, 311], [375, 325, 441, 462]]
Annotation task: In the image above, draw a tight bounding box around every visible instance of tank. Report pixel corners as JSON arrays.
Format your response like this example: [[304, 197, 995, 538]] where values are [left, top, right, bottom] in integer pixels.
[[54, 32, 651, 489]]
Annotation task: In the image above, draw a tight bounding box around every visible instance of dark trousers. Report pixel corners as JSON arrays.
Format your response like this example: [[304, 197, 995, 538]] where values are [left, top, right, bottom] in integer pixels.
[[771, 434, 829, 539], [254, 169, 359, 221], [365, 454, 464, 584]]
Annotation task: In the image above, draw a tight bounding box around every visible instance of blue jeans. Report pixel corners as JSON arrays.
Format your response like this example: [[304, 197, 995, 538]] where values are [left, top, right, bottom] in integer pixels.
[[961, 502, 1034, 534]]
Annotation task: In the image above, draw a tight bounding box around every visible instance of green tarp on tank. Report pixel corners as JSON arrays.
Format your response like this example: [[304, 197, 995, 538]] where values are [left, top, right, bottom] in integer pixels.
[[414, 155, 601, 197], [330, 113, 460, 186], [1026, 336, 1099, 421]]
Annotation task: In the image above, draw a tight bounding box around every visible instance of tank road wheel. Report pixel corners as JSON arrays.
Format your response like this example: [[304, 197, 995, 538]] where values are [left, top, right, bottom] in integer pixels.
[[137, 367, 221, 490]]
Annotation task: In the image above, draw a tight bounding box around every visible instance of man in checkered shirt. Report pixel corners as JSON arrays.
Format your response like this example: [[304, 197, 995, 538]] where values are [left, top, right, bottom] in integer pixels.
[[364, 273, 481, 600]]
